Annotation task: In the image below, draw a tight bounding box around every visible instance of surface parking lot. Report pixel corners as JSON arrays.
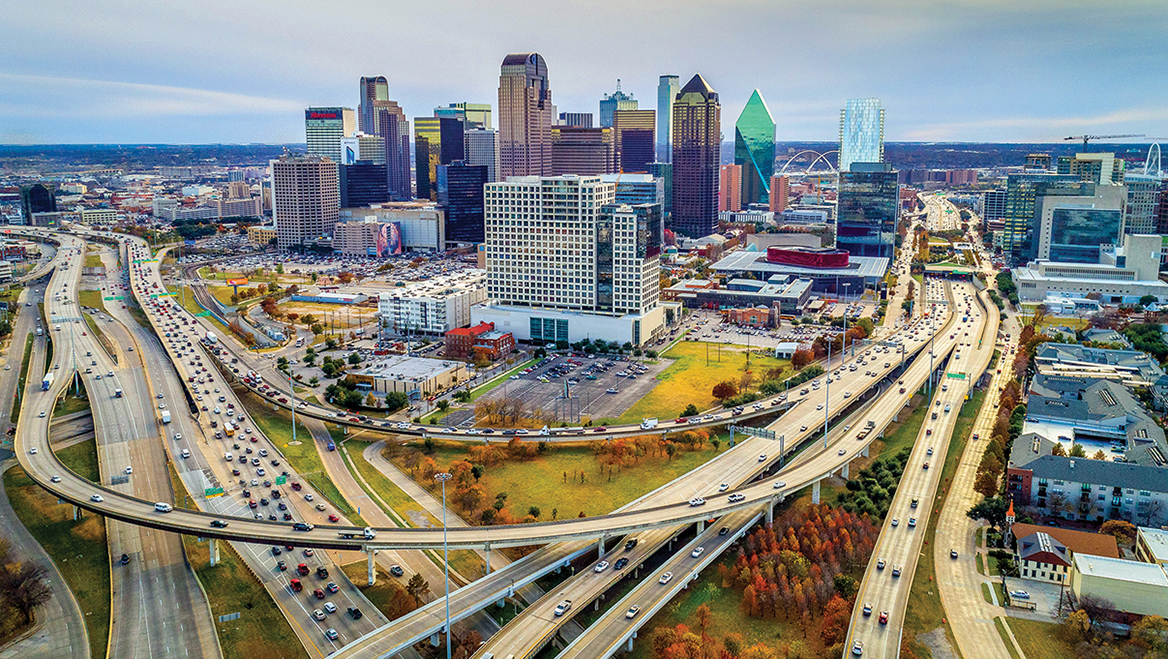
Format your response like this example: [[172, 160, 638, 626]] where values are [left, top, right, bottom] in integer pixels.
[[476, 354, 672, 425], [690, 319, 843, 350]]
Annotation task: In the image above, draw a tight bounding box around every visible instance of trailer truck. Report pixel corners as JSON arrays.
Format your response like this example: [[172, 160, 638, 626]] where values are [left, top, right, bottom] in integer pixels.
[[41, 373, 54, 391], [160, 410, 172, 424]]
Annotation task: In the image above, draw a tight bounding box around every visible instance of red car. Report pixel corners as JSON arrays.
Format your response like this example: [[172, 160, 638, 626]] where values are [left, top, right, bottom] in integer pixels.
[[328, 514, 339, 523], [248, 500, 257, 509], [291, 482, 302, 491], [290, 578, 302, 591], [879, 611, 889, 624], [297, 563, 309, 575], [313, 588, 325, 600]]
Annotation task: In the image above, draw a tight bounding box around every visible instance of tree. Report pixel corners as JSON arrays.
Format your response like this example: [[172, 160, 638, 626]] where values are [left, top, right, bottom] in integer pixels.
[[683, 403, 699, 417], [348, 352, 361, 365], [385, 391, 409, 411], [1068, 443, 1087, 458], [1100, 520, 1137, 542], [1050, 443, 1067, 457], [310, 323, 324, 335], [2, 561, 52, 625], [1140, 294, 1158, 307], [1060, 609, 1092, 645], [966, 496, 1009, 530], [276, 262, 284, 274], [405, 573, 430, 606], [527, 506, 540, 519], [712, 380, 738, 400], [832, 574, 858, 600], [820, 594, 852, 646], [437, 400, 450, 413], [973, 471, 999, 498]]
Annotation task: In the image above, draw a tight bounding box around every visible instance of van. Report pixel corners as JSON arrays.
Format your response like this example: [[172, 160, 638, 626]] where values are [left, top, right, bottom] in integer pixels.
[[154, 502, 173, 513]]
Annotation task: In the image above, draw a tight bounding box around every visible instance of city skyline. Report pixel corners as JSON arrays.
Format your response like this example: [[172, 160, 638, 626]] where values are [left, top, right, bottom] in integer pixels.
[[2, 0, 1166, 145]]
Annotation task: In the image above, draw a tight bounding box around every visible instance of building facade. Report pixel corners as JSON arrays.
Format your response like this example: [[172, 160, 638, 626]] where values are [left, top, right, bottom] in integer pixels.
[[550, 127, 615, 175], [612, 109, 655, 173], [769, 174, 789, 213], [339, 162, 390, 208], [557, 112, 593, 128], [836, 162, 899, 260], [838, 98, 885, 173], [437, 161, 488, 244], [598, 81, 637, 128], [656, 75, 680, 164], [337, 203, 446, 251], [414, 116, 465, 202], [1124, 173, 1164, 236], [1058, 152, 1125, 185], [358, 76, 389, 135], [378, 271, 486, 335], [671, 74, 721, 238], [271, 155, 339, 248], [719, 165, 742, 212], [1000, 173, 1079, 255], [600, 174, 664, 208], [498, 52, 553, 177], [305, 107, 355, 165], [735, 89, 775, 208], [464, 128, 500, 183]]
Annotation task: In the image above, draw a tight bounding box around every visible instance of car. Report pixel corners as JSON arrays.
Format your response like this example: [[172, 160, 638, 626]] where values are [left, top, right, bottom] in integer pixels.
[[594, 561, 610, 572], [862, 602, 872, 616], [389, 565, 404, 577], [324, 628, 339, 641], [1009, 590, 1030, 600], [91, 494, 104, 502], [908, 517, 917, 527], [688, 497, 705, 507], [304, 548, 315, 557], [892, 565, 902, 577], [276, 561, 287, 571], [950, 549, 959, 559], [877, 558, 886, 570], [852, 639, 863, 656], [210, 519, 229, 528], [927, 446, 934, 456], [315, 503, 326, 511], [758, 454, 767, 462], [271, 546, 282, 556], [691, 546, 704, 558], [922, 462, 930, 470], [305, 494, 314, 501], [313, 608, 326, 621], [289, 578, 302, 591], [347, 607, 362, 619], [328, 514, 339, 523], [719, 526, 729, 536], [38, 411, 46, 418], [313, 588, 325, 599], [554, 600, 572, 616], [659, 571, 673, 585], [718, 483, 729, 492], [50, 474, 61, 483], [879, 610, 889, 624], [891, 517, 899, 527], [614, 557, 629, 570], [326, 581, 339, 593], [837, 448, 846, 456], [323, 602, 337, 614], [728, 493, 745, 503], [625, 605, 641, 619], [911, 498, 919, 508], [316, 566, 329, 579]]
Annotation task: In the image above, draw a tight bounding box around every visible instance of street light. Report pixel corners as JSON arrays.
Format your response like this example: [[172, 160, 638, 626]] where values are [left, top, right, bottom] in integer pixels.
[[435, 471, 453, 659]]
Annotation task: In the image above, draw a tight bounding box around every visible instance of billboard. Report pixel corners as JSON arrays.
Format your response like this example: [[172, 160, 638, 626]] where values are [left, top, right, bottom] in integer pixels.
[[306, 110, 340, 120], [375, 222, 402, 257], [341, 138, 359, 165], [225, 278, 249, 287]]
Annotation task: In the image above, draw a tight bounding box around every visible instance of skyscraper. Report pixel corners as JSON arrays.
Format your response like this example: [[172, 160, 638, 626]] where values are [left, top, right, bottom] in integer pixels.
[[649, 162, 673, 216], [558, 112, 593, 128], [498, 53, 553, 177], [599, 80, 637, 128], [1034, 184, 1126, 263], [20, 183, 56, 224], [719, 165, 741, 212], [358, 76, 389, 134], [438, 103, 492, 129], [340, 162, 390, 208], [612, 109, 655, 173], [464, 128, 500, 183], [735, 90, 775, 207], [1001, 173, 1079, 256], [415, 116, 466, 201], [372, 104, 411, 200], [836, 162, 899, 260], [656, 75, 680, 163], [838, 98, 885, 172], [305, 107, 355, 164], [671, 74, 721, 238], [271, 155, 339, 248], [438, 160, 489, 244], [1057, 152, 1126, 184], [769, 174, 789, 212], [550, 127, 615, 175]]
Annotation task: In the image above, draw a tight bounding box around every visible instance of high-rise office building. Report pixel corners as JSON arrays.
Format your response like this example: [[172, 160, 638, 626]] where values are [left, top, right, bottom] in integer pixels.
[[373, 106, 411, 200], [719, 165, 742, 212], [271, 155, 339, 248], [558, 112, 593, 128], [358, 76, 389, 134], [550, 127, 615, 175], [1025, 153, 1053, 172], [836, 162, 899, 260], [599, 80, 638, 128], [415, 116, 466, 201], [769, 174, 789, 213], [1034, 183, 1126, 263], [735, 89, 775, 208], [340, 162, 390, 208], [464, 128, 500, 183], [341, 133, 387, 165], [437, 103, 492, 129], [498, 52, 553, 177], [1125, 173, 1165, 236], [20, 184, 56, 224], [649, 162, 673, 217], [477, 175, 665, 345], [1000, 173, 1079, 256], [838, 98, 885, 173], [982, 189, 1007, 232], [656, 75, 680, 163], [305, 107, 355, 165], [437, 160, 488, 244], [671, 74, 721, 237], [601, 174, 665, 207], [612, 109, 655, 173], [1057, 152, 1126, 185]]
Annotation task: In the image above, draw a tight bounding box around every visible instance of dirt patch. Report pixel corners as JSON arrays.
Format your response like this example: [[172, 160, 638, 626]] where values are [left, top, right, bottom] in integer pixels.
[[918, 627, 958, 659], [406, 510, 434, 528]]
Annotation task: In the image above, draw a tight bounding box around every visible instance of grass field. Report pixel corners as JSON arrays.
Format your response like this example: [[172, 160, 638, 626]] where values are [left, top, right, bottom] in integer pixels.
[[3, 440, 109, 659], [11, 332, 34, 422], [77, 289, 106, 312], [54, 378, 90, 416], [995, 618, 1023, 659], [167, 285, 234, 336], [610, 341, 791, 424], [902, 389, 986, 658], [1004, 618, 1068, 659], [395, 438, 725, 522], [84, 254, 103, 269], [167, 464, 308, 659]]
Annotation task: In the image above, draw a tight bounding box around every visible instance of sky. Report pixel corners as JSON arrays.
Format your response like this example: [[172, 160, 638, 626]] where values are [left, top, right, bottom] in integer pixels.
[[2, 0, 1167, 145]]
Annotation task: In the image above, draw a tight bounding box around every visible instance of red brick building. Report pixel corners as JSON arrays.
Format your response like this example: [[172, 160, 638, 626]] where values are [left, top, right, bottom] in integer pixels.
[[473, 329, 515, 361], [445, 321, 515, 361]]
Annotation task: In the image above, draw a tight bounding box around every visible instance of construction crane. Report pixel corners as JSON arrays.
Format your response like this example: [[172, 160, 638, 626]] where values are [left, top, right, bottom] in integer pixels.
[[1064, 134, 1145, 148]]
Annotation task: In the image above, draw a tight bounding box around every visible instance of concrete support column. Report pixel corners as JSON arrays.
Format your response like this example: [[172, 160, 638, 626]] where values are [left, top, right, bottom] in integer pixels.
[[430, 632, 440, 647], [72, 505, 81, 521], [598, 535, 606, 559], [812, 480, 821, 505], [841, 463, 850, 479], [697, 520, 705, 534], [594, 598, 600, 611], [484, 545, 491, 576], [496, 598, 505, 608], [209, 538, 220, 566], [367, 548, 376, 586], [861, 445, 869, 458], [766, 499, 775, 525], [628, 636, 635, 652]]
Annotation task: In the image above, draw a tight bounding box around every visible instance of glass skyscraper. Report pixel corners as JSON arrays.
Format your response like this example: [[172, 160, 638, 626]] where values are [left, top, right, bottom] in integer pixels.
[[1002, 173, 1079, 256], [836, 163, 899, 260], [414, 116, 465, 201], [438, 161, 488, 244], [598, 80, 637, 128], [339, 162, 390, 208], [649, 162, 673, 217], [305, 107, 355, 165], [734, 89, 775, 208], [838, 98, 884, 172], [656, 75, 679, 163], [1047, 207, 1123, 263], [612, 109, 655, 173], [358, 77, 389, 135], [671, 74, 720, 238], [498, 53, 553, 177]]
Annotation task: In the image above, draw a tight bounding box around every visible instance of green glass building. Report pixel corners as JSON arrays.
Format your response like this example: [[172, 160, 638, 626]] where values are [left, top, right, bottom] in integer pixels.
[[734, 89, 775, 208]]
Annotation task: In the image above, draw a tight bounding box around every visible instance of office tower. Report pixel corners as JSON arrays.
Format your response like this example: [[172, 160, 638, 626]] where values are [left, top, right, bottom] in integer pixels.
[[649, 162, 673, 216], [601, 174, 665, 207], [498, 52, 553, 177], [671, 74, 721, 237], [371, 104, 411, 200], [1034, 183, 1127, 262], [415, 116, 466, 201], [982, 189, 1007, 232], [769, 174, 789, 212], [1024, 153, 1053, 172], [1124, 174, 1162, 235], [225, 180, 251, 199], [656, 75, 680, 163], [838, 98, 885, 172], [719, 165, 742, 212], [341, 133, 386, 165], [358, 76, 389, 134], [735, 90, 775, 207], [836, 162, 899, 260], [464, 128, 500, 182], [599, 80, 638, 128], [305, 107, 355, 164], [550, 127, 615, 175], [437, 103, 492, 129], [558, 112, 593, 128], [1057, 152, 1126, 184], [478, 175, 665, 345], [437, 161, 488, 244], [21, 183, 56, 223], [228, 170, 245, 182], [270, 155, 339, 248], [1001, 173, 1079, 255], [340, 162, 390, 207], [612, 109, 655, 173]]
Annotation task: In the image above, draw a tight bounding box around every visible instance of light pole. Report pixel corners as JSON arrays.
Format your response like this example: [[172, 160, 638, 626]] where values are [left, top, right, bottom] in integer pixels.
[[842, 283, 851, 357], [435, 471, 453, 659]]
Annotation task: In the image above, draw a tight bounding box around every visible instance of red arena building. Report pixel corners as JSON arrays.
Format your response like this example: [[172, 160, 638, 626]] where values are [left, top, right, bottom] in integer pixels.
[[765, 245, 850, 269]]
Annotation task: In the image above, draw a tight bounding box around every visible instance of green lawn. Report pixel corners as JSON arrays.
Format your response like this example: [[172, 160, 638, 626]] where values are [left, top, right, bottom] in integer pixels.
[[3, 440, 109, 659], [612, 341, 791, 424], [980, 582, 993, 604], [167, 285, 234, 337], [395, 438, 725, 522], [54, 378, 90, 416], [167, 464, 308, 659], [84, 254, 104, 269], [340, 562, 417, 623], [976, 553, 986, 576], [77, 289, 106, 313], [1004, 618, 1068, 659], [236, 390, 363, 524], [995, 618, 1023, 659], [11, 332, 34, 422], [993, 580, 1006, 605]]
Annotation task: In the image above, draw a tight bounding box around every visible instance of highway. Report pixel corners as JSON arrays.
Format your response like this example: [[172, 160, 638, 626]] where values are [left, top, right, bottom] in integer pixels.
[[844, 278, 999, 658]]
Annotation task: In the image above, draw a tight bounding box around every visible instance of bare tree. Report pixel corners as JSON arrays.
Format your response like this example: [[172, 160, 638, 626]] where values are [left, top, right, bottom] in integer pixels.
[[1, 562, 52, 625]]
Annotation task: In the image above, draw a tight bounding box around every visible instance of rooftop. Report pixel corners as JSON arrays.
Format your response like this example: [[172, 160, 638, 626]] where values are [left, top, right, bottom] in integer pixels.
[[1011, 523, 1119, 559], [1073, 552, 1168, 586], [351, 354, 462, 382], [712, 249, 889, 279], [1139, 527, 1168, 563], [1017, 531, 1071, 566]]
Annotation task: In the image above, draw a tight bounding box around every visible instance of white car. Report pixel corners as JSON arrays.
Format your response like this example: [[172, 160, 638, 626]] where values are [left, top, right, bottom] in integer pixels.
[[50, 475, 61, 483], [773, 480, 786, 489], [758, 454, 767, 462], [691, 546, 705, 558], [594, 561, 610, 573], [688, 497, 705, 507], [28, 447, 38, 455], [718, 483, 729, 492], [38, 411, 46, 418], [91, 494, 104, 502], [125, 466, 133, 474], [659, 571, 673, 585]]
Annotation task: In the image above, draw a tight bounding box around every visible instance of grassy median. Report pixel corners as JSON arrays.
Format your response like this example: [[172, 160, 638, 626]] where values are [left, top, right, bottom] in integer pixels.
[[3, 439, 109, 659], [11, 332, 34, 422]]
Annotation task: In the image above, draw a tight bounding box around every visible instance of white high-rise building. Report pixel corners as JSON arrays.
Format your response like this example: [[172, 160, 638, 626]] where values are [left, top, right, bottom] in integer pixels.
[[838, 98, 885, 173], [475, 175, 666, 345], [305, 107, 355, 165], [378, 271, 486, 335], [464, 128, 500, 182]]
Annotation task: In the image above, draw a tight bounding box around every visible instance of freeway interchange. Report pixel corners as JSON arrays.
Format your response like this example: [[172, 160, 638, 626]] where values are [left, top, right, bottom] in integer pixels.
[[10, 225, 997, 659]]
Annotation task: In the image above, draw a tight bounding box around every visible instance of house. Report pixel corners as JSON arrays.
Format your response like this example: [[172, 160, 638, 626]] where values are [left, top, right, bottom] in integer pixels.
[[1009, 522, 1118, 584], [445, 321, 495, 359]]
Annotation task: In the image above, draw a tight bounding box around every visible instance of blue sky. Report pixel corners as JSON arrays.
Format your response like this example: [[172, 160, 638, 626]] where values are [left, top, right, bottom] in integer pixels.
[[2, 0, 1166, 144]]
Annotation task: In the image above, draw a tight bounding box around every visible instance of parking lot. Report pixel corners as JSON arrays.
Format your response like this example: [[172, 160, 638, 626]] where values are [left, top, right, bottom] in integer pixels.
[[475, 354, 673, 425], [689, 318, 843, 351]]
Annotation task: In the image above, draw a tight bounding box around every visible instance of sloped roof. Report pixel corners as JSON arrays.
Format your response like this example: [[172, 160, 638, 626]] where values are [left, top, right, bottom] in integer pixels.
[[1012, 523, 1119, 559], [679, 73, 715, 97]]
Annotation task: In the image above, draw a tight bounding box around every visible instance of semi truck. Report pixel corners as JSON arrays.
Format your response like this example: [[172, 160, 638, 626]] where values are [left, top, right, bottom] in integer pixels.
[[41, 373, 54, 391], [160, 410, 172, 424], [337, 527, 377, 540], [640, 418, 659, 430]]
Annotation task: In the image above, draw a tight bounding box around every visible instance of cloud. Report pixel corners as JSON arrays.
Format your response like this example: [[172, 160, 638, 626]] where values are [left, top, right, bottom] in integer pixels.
[[903, 107, 1168, 142]]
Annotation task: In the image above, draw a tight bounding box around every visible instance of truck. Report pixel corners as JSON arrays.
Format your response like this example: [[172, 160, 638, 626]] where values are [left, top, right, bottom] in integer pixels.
[[160, 410, 172, 424], [338, 527, 377, 540], [640, 418, 659, 430], [205, 332, 218, 344], [41, 373, 54, 391]]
